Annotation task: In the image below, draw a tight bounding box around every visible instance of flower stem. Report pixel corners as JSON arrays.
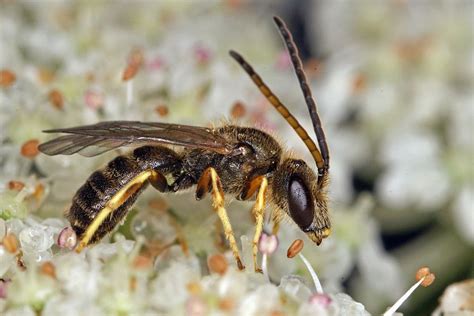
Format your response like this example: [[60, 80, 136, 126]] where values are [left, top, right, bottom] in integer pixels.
[[383, 278, 424, 316], [299, 253, 323, 294], [262, 253, 269, 281], [126, 80, 133, 107]]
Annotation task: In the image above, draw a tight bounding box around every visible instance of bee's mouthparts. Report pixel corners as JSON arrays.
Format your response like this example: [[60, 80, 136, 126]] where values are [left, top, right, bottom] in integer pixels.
[[308, 227, 331, 245]]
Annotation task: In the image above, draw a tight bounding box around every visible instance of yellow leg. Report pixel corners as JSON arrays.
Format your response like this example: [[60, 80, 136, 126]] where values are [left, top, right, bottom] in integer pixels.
[[76, 170, 152, 252], [251, 177, 268, 273], [198, 168, 245, 270]]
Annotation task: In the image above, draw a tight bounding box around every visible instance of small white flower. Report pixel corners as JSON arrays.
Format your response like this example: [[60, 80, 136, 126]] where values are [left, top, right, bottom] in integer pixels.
[[452, 187, 474, 245], [238, 284, 281, 316], [150, 251, 201, 310], [19, 224, 55, 254], [7, 265, 58, 312], [4, 306, 36, 316], [43, 295, 106, 316]]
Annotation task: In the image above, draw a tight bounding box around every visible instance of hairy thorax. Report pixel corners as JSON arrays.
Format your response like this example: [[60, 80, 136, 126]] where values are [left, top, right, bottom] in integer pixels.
[[180, 126, 282, 195]]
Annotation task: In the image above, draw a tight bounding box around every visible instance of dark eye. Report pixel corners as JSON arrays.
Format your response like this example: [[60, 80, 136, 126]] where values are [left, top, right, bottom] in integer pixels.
[[288, 176, 314, 230]]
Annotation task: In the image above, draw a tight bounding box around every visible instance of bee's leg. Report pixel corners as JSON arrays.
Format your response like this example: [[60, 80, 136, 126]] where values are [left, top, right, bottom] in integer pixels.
[[167, 214, 190, 256], [241, 176, 268, 273], [77, 169, 169, 253], [196, 167, 245, 270], [213, 217, 227, 252], [76, 171, 151, 252], [170, 173, 195, 192]]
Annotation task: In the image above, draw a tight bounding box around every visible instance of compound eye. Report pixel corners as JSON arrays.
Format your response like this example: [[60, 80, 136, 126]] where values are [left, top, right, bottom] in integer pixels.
[[288, 176, 314, 230]]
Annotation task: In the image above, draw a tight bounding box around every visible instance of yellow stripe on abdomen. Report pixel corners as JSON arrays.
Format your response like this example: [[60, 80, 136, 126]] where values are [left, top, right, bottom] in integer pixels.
[[75, 170, 152, 252]]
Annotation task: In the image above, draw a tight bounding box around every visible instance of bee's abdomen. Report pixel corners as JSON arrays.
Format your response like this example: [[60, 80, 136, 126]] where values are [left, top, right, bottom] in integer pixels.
[[67, 146, 180, 245]]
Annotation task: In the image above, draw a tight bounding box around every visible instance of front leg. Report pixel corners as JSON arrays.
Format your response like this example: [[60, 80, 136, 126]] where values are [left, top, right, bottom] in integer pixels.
[[241, 175, 268, 272], [196, 167, 245, 270]]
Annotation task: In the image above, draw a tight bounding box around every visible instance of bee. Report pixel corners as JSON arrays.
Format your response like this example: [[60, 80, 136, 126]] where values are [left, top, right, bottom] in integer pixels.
[[39, 16, 330, 271]]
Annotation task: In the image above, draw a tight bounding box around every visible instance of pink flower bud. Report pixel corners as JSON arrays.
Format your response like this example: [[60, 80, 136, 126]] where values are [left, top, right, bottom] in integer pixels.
[[84, 89, 104, 110], [194, 45, 212, 64], [0, 279, 9, 299], [309, 293, 332, 307], [258, 233, 278, 255], [57, 227, 77, 250], [147, 56, 165, 71]]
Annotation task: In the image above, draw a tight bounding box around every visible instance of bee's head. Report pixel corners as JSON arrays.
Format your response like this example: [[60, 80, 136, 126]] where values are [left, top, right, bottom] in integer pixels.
[[272, 158, 331, 245]]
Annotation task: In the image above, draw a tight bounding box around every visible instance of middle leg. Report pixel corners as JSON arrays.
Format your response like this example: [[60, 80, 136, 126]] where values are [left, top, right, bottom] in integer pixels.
[[196, 167, 245, 270]]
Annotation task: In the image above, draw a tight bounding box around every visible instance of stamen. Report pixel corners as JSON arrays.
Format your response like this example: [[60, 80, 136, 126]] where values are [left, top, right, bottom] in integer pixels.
[[14, 188, 29, 203], [48, 89, 64, 110], [126, 80, 133, 107], [8, 180, 25, 191], [2, 234, 19, 254], [261, 253, 268, 280], [415, 266, 436, 287], [132, 255, 152, 269], [207, 253, 228, 275], [383, 266, 435, 316], [32, 183, 45, 201], [299, 253, 324, 294], [287, 239, 324, 294], [0, 69, 16, 87], [155, 104, 169, 117], [230, 101, 246, 119], [287, 239, 304, 258], [40, 261, 56, 278], [122, 48, 143, 107], [20, 139, 40, 159]]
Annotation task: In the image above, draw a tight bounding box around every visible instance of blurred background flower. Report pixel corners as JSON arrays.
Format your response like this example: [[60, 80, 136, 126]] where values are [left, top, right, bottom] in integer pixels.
[[0, 0, 472, 315]]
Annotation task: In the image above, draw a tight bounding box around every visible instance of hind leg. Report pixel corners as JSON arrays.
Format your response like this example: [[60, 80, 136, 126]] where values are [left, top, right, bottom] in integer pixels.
[[75, 170, 153, 252], [73, 145, 181, 252]]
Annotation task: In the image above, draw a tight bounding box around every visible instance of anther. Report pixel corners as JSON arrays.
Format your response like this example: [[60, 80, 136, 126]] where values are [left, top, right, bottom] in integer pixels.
[[287, 239, 304, 258], [383, 266, 436, 316], [207, 253, 228, 275]]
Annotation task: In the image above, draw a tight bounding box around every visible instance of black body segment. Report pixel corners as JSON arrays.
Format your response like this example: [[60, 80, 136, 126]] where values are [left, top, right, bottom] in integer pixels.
[[179, 126, 282, 194], [67, 145, 180, 245]]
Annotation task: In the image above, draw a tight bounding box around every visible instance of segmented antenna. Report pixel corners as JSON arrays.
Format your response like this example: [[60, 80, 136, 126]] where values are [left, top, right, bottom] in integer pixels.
[[229, 50, 324, 174], [272, 16, 329, 173]]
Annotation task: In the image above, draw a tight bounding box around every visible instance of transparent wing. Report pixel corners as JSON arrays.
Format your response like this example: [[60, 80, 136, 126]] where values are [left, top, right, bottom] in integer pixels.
[[39, 121, 232, 157]]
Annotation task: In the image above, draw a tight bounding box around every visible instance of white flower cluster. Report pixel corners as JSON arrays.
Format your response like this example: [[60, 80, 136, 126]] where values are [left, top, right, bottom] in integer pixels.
[[0, 1, 471, 315], [0, 210, 371, 315]]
